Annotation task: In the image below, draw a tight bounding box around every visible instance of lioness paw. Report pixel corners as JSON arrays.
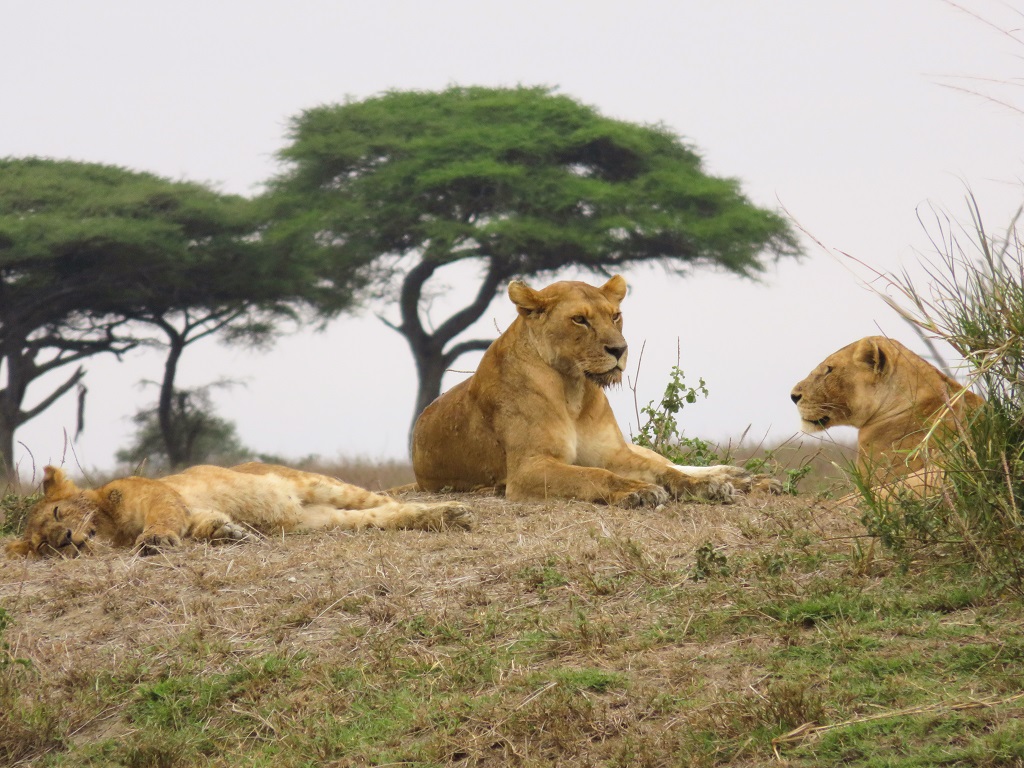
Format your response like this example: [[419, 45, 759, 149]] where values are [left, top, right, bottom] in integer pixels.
[[135, 531, 181, 556], [697, 479, 738, 504], [616, 484, 670, 508], [210, 522, 250, 543], [750, 474, 784, 495]]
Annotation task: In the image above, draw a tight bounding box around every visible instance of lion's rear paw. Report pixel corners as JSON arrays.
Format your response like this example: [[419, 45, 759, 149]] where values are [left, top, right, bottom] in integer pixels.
[[211, 522, 251, 543], [617, 485, 670, 508], [422, 503, 475, 531], [751, 474, 784, 494], [699, 479, 738, 504], [135, 531, 181, 556]]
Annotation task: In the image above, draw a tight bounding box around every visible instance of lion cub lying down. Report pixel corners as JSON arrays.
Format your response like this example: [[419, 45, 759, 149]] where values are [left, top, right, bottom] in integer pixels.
[[791, 336, 984, 498], [7, 462, 473, 558], [413, 274, 765, 506]]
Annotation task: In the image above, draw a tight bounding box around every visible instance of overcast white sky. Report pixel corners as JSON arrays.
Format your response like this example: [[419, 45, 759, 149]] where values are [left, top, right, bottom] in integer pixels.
[[4, 0, 1024, 478]]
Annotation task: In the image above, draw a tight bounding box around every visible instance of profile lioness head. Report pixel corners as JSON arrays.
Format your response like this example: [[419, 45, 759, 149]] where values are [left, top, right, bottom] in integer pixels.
[[507, 275, 628, 387], [791, 336, 984, 494]]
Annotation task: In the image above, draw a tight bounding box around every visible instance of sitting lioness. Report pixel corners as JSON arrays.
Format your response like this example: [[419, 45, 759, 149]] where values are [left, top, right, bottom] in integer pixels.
[[791, 336, 984, 496], [412, 275, 754, 506], [7, 462, 473, 557]]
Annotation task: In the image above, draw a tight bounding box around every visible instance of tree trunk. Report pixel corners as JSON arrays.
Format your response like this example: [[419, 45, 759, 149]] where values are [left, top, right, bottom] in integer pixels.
[[158, 333, 187, 470], [0, 412, 16, 486]]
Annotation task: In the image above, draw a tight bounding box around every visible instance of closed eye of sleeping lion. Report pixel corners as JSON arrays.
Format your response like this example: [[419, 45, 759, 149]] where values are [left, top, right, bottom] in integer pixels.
[[412, 274, 770, 507], [6, 462, 473, 558], [791, 335, 984, 498]]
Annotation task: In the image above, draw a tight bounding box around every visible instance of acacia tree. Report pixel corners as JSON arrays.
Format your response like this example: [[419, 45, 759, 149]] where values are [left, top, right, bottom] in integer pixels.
[[0, 157, 350, 480], [264, 86, 801, 430]]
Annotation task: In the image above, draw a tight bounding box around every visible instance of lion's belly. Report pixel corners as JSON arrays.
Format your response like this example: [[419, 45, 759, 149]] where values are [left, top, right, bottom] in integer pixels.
[[165, 471, 306, 533]]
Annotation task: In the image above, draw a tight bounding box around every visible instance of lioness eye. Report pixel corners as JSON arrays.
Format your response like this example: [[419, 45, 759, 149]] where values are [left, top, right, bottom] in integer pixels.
[[612, 313, 622, 323], [52, 506, 60, 521], [825, 366, 834, 375], [572, 315, 589, 326]]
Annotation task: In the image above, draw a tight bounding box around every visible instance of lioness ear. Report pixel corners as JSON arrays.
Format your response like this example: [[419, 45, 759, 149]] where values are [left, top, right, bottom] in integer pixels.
[[855, 337, 890, 376], [600, 274, 627, 303], [42, 466, 78, 499], [509, 280, 545, 316], [5, 539, 31, 558]]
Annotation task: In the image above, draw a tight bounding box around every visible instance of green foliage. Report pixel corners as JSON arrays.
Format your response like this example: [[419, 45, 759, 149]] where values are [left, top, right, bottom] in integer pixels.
[[269, 86, 799, 283], [861, 197, 1024, 590], [690, 541, 730, 580]]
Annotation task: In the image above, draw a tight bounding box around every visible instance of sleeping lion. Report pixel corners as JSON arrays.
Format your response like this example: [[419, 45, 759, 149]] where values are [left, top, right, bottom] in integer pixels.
[[7, 462, 473, 558], [791, 335, 984, 497], [413, 274, 761, 506]]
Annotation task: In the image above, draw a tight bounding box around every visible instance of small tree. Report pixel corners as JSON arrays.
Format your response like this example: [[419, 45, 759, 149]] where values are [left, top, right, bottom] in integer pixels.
[[116, 384, 253, 472], [264, 86, 801, 433]]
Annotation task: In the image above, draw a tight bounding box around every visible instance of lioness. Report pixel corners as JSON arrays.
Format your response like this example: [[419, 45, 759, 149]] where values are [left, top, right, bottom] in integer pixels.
[[791, 335, 984, 496], [7, 462, 473, 558], [412, 275, 754, 506]]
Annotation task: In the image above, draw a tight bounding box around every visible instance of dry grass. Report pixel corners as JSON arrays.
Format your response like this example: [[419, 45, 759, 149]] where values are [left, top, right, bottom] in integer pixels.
[[3, 458, 1024, 766]]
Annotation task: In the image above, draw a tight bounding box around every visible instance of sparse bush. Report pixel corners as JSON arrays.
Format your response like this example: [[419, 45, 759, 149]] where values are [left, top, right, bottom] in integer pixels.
[[0, 489, 38, 537], [117, 385, 256, 472], [861, 197, 1024, 589], [632, 357, 816, 494]]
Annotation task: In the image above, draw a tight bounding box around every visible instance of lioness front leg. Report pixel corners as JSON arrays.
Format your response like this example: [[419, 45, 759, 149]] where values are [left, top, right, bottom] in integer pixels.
[[110, 488, 189, 555], [614, 446, 746, 503], [507, 457, 669, 506], [188, 509, 251, 543]]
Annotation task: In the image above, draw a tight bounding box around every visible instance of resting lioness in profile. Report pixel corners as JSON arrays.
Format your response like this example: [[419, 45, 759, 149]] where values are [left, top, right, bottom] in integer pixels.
[[412, 275, 757, 506], [791, 336, 984, 497], [7, 463, 473, 558]]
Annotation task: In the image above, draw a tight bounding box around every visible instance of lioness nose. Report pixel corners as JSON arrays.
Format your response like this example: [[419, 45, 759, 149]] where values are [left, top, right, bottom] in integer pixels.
[[606, 345, 627, 361], [791, 392, 802, 404]]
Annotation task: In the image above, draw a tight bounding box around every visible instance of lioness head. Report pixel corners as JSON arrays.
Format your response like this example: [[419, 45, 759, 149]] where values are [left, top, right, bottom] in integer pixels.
[[6, 466, 99, 558], [508, 275, 628, 387], [790, 336, 904, 432]]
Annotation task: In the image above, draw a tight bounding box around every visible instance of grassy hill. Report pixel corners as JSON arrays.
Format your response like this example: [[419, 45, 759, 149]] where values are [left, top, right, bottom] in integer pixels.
[[3, 461, 1023, 767]]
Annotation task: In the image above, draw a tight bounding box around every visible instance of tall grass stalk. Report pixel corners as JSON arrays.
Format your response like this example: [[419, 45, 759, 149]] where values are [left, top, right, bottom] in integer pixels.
[[861, 195, 1024, 590]]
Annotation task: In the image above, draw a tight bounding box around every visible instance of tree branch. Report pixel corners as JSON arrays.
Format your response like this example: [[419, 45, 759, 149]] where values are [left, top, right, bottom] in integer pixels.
[[430, 260, 508, 348], [20, 366, 86, 423], [441, 338, 494, 369], [397, 258, 440, 347]]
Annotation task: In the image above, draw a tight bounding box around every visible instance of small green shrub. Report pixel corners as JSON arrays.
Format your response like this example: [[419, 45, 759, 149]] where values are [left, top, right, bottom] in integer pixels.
[[633, 361, 813, 493]]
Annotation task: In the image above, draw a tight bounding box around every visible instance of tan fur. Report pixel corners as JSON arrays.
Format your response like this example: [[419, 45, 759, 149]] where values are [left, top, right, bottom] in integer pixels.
[[791, 336, 984, 497], [6, 463, 473, 558], [412, 275, 755, 506]]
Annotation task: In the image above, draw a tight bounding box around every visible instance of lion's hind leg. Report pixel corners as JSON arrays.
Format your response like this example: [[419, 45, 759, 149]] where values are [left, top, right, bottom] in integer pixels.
[[295, 500, 474, 532]]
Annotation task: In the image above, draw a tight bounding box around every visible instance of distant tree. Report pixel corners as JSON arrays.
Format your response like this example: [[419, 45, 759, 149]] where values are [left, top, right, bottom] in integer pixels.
[[0, 157, 353, 480], [0, 157, 179, 480], [116, 384, 254, 472], [264, 86, 801, 433]]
